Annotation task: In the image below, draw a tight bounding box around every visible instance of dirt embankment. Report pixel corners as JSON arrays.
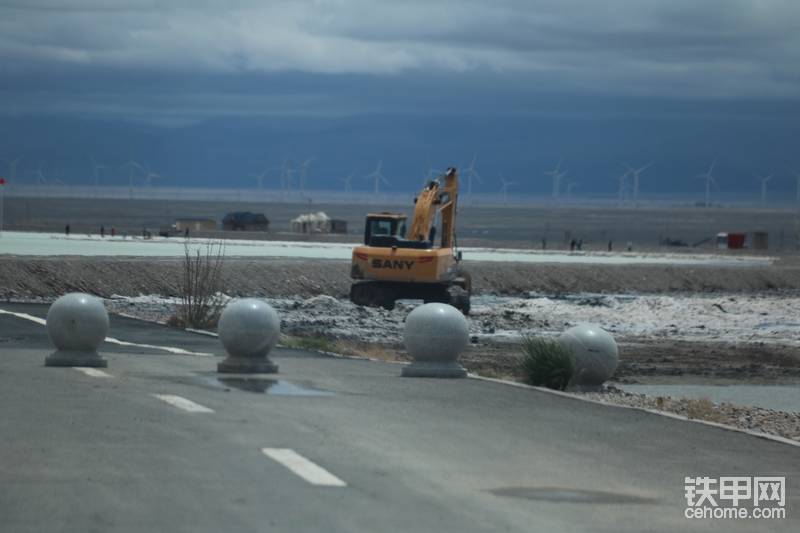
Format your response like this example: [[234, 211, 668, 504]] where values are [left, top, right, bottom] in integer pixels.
[[2, 256, 800, 301]]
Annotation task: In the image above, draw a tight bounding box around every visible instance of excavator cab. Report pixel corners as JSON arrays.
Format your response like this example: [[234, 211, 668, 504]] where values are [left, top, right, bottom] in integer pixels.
[[363, 213, 407, 246]]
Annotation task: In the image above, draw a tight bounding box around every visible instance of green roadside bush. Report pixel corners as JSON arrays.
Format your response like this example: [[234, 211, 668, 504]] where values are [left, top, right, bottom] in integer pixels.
[[520, 336, 574, 391]]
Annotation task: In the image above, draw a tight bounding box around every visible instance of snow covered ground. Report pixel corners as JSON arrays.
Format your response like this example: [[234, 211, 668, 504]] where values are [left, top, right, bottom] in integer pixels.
[[0, 231, 774, 266], [104, 292, 800, 348]]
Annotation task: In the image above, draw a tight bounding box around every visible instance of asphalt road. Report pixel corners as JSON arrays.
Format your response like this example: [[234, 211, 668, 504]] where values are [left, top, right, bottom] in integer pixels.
[[0, 303, 798, 532]]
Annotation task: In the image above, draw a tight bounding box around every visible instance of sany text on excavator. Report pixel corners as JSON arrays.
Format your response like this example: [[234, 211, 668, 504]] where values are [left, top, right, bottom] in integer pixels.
[[349, 167, 470, 314]]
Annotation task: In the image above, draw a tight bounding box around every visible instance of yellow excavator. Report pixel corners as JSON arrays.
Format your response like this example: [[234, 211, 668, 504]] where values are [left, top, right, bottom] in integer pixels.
[[350, 167, 471, 314]]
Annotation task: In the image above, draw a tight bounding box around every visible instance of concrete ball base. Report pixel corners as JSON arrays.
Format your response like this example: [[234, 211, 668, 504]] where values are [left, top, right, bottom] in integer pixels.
[[217, 298, 280, 374], [402, 302, 468, 379], [217, 357, 279, 374], [46, 351, 108, 368], [45, 293, 109, 368]]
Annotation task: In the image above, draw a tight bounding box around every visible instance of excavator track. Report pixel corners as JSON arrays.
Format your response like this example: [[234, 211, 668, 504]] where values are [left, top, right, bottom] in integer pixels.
[[350, 277, 471, 315]]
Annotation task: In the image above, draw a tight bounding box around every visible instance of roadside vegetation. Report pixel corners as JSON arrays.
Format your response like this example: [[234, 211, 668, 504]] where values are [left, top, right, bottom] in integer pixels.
[[519, 336, 575, 391], [171, 240, 226, 329]]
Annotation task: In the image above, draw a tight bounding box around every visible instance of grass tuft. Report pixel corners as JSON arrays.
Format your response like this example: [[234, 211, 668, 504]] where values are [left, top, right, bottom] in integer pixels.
[[520, 336, 574, 391]]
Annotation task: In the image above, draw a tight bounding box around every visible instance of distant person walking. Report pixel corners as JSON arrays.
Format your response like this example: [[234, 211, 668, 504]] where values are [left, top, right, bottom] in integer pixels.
[[541, 237, 547, 250], [100, 225, 105, 238], [111, 227, 116, 237], [185, 227, 190, 238], [65, 224, 70, 236], [608, 240, 613, 252]]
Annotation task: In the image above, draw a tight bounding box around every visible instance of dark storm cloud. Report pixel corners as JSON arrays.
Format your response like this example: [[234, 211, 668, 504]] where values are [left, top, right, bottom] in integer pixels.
[[0, 0, 798, 121]]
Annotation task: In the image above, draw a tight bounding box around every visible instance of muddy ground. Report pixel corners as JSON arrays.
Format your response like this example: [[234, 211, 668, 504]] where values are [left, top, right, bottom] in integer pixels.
[[3, 254, 800, 387]]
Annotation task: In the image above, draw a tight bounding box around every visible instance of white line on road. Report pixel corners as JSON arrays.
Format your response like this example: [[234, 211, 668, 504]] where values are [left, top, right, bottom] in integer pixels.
[[0, 308, 213, 356], [153, 394, 215, 413], [73, 367, 112, 378], [261, 448, 347, 487]]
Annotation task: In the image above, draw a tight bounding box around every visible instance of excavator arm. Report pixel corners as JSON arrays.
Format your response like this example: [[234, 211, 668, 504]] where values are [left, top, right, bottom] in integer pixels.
[[406, 167, 459, 247]]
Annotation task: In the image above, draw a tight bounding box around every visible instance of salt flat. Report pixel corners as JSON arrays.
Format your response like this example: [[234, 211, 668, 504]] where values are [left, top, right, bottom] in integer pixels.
[[0, 231, 774, 266]]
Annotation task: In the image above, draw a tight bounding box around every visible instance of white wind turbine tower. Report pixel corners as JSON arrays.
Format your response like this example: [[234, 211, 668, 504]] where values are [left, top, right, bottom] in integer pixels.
[[756, 173, 773, 206], [340, 172, 355, 193], [696, 161, 718, 208], [624, 161, 653, 207], [120, 159, 142, 199], [34, 162, 47, 185], [298, 157, 315, 192], [250, 167, 270, 189], [792, 169, 800, 206], [89, 155, 106, 187], [498, 174, 515, 205], [5, 155, 22, 182], [545, 159, 566, 199], [462, 154, 483, 196], [615, 170, 630, 207], [280, 159, 294, 191], [366, 160, 389, 196]]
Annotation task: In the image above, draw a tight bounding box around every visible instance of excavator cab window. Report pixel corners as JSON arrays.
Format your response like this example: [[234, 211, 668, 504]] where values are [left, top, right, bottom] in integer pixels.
[[364, 216, 406, 245]]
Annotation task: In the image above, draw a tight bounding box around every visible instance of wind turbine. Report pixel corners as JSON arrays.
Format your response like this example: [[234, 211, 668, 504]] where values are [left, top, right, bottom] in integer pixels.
[[280, 159, 294, 191], [462, 154, 482, 196], [791, 169, 800, 205], [756, 173, 773, 206], [34, 162, 47, 185], [141, 163, 161, 187], [250, 167, 270, 189], [545, 159, 566, 199], [4, 155, 22, 182], [89, 155, 106, 187], [298, 157, 315, 192], [340, 172, 355, 193], [696, 161, 718, 208], [624, 161, 653, 207], [366, 160, 389, 196], [499, 174, 515, 205], [615, 170, 630, 207]]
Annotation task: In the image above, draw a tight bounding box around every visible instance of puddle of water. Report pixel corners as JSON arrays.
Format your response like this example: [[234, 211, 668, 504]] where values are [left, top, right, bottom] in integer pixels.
[[621, 384, 800, 413], [489, 487, 657, 504], [212, 377, 334, 397]]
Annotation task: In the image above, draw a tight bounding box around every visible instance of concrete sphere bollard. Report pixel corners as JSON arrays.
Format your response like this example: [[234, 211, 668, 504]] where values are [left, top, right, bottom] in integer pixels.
[[402, 302, 468, 378], [45, 293, 109, 367], [217, 298, 280, 374], [558, 323, 618, 390]]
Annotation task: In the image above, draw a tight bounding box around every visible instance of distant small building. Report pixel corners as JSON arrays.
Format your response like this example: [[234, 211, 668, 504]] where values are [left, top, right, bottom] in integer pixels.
[[175, 217, 217, 232], [290, 211, 348, 234], [223, 212, 270, 231]]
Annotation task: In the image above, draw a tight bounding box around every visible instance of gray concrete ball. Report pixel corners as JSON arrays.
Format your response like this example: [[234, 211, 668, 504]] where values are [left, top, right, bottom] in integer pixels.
[[218, 299, 280, 358], [404, 302, 469, 362], [46, 293, 109, 351], [559, 323, 618, 386]]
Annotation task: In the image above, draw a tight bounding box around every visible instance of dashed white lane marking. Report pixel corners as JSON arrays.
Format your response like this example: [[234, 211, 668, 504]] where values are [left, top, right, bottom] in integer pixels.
[[261, 448, 347, 487], [0, 308, 213, 356], [153, 394, 215, 413], [74, 367, 112, 378]]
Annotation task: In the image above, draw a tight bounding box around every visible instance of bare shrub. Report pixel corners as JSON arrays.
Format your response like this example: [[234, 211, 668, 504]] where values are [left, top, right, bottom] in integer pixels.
[[175, 240, 225, 329]]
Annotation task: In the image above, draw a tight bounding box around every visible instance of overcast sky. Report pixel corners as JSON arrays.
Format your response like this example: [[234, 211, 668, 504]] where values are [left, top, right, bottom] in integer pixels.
[[2, 0, 798, 119], [1, 1, 798, 194]]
